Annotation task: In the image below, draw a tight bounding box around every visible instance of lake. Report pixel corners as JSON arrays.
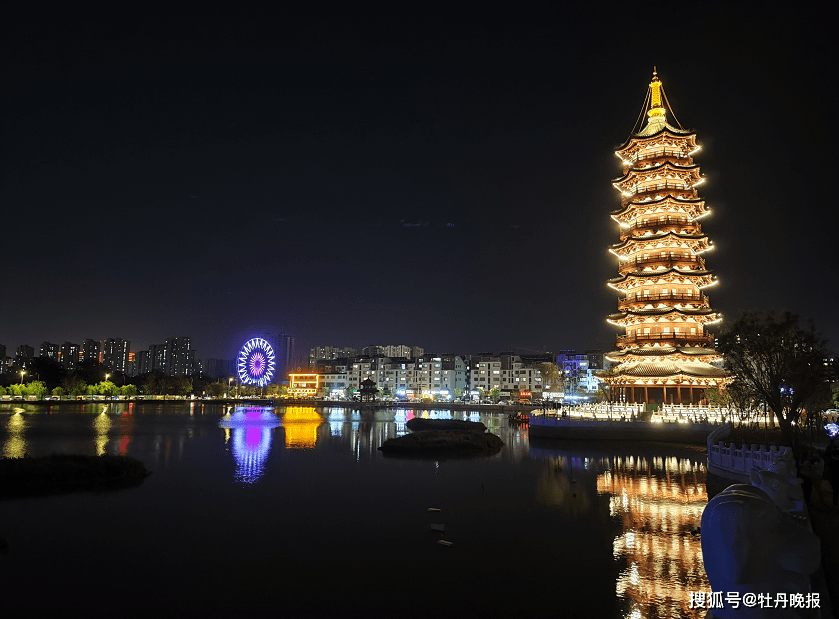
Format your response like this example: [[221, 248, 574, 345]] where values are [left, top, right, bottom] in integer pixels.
[[0, 402, 709, 618]]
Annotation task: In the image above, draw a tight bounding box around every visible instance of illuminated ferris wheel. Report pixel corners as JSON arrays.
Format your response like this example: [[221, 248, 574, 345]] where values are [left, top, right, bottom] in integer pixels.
[[237, 338, 276, 387]]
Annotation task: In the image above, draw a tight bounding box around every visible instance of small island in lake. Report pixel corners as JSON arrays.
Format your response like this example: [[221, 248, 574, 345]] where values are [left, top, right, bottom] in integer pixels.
[[378, 418, 503, 455], [0, 454, 151, 499]]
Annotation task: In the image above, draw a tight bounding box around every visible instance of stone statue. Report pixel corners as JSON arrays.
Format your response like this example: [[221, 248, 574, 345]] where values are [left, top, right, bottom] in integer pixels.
[[749, 468, 803, 514], [767, 448, 797, 483], [701, 483, 820, 618]]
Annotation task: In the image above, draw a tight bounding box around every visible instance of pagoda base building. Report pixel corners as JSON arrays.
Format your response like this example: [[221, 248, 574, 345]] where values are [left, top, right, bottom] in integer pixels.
[[600, 70, 730, 405]]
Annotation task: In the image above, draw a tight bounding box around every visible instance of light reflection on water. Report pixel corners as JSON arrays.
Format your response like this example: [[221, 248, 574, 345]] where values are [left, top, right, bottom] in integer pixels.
[[3, 411, 27, 458], [598, 454, 709, 619], [0, 403, 709, 617], [218, 407, 280, 483]]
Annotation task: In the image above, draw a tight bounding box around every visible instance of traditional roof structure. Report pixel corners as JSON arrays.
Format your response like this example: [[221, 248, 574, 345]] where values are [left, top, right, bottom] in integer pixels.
[[600, 70, 731, 405]]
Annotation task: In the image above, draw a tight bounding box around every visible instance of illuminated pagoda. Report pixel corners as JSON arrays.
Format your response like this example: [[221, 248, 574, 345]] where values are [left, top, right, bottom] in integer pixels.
[[602, 70, 730, 405]]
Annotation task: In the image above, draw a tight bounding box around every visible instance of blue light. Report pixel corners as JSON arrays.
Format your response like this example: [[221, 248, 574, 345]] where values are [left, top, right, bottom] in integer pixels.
[[237, 338, 276, 386]]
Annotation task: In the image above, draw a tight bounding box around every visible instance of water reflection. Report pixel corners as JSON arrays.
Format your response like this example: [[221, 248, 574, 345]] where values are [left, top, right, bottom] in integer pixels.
[[597, 453, 708, 619], [535, 456, 591, 514], [93, 410, 111, 455], [219, 407, 281, 483], [1, 403, 712, 617], [3, 410, 27, 458], [281, 407, 323, 449]]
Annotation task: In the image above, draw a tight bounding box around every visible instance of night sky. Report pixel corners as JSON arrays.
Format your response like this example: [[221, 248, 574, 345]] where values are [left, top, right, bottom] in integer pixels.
[[3, 5, 837, 361]]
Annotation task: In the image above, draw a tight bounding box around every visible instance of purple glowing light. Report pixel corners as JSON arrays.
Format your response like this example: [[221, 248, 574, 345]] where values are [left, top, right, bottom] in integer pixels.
[[237, 338, 276, 386]]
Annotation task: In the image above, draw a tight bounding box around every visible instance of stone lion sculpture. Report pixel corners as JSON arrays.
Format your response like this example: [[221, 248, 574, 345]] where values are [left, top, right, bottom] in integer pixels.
[[701, 479, 819, 618]]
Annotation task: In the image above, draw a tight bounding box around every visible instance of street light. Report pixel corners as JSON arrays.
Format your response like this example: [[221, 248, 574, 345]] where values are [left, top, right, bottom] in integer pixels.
[[20, 370, 26, 383], [228, 377, 234, 399]]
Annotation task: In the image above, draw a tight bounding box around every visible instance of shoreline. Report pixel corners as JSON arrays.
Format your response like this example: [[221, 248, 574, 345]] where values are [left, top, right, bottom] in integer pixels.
[[0, 397, 540, 411]]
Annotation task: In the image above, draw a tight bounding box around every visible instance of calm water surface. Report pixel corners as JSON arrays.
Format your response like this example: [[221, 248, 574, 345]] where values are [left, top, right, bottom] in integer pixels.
[[0, 402, 709, 618]]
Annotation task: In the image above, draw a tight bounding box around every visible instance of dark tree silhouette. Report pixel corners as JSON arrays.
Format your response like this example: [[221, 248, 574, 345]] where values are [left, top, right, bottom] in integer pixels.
[[717, 311, 828, 450]]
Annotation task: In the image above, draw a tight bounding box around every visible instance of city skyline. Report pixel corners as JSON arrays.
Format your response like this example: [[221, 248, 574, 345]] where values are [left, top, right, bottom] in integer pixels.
[[3, 6, 837, 359]]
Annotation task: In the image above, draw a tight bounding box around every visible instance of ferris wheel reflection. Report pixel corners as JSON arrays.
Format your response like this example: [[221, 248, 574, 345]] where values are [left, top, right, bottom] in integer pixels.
[[219, 407, 280, 484]]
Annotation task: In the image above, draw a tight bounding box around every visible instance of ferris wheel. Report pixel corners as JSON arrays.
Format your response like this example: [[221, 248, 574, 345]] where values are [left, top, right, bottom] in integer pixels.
[[237, 338, 276, 387]]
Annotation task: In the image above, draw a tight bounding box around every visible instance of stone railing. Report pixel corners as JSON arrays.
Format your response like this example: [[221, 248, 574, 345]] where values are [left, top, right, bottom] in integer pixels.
[[706, 424, 792, 479], [653, 403, 730, 423], [708, 441, 791, 476]]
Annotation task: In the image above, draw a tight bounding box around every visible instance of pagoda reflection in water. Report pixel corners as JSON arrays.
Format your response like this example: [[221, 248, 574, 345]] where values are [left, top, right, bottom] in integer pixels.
[[219, 407, 280, 484], [598, 454, 709, 619]]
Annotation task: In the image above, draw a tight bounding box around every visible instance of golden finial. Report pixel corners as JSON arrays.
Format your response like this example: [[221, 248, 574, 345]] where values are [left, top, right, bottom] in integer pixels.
[[648, 68, 665, 119]]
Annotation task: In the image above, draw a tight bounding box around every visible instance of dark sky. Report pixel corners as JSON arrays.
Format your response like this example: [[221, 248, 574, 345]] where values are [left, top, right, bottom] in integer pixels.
[[2, 4, 838, 361]]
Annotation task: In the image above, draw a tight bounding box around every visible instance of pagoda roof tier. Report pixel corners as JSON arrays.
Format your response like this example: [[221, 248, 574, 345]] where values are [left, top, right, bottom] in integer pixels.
[[607, 306, 719, 323], [608, 268, 716, 291], [613, 163, 702, 194], [610, 231, 711, 256], [610, 196, 707, 223], [616, 126, 697, 158], [599, 360, 729, 380], [606, 346, 720, 361]]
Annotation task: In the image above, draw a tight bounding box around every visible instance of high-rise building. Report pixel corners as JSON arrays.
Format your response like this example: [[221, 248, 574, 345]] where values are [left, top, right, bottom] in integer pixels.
[[40, 341, 60, 361], [309, 346, 358, 366], [163, 337, 201, 376], [602, 70, 730, 405], [102, 338, 130, 374], [60, 342, 80, 371], [15, 345, 35, 366], [204, 358, 236, 380], [273, 333, 295, 380], [149, 344, 166, 373], [81, 339, 100, 365], [361, 344, 424, 359], [0, 344, 6, 374]]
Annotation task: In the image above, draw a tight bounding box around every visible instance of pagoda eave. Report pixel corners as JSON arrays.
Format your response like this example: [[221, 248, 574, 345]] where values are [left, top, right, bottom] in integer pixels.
[[615, 126, 697, 153], [612, 162, 701, 185]]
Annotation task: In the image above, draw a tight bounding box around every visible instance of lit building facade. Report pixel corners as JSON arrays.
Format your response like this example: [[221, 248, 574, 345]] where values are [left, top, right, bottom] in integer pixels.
[[309, 346, 358, 365], [288, 373, 319, 398], [468, 353, 543, 400], [40, 341, 60, 362], [81, 338, 100, 365], [346, 354, 466, 399], [102, 338, 129, 374], [60, 341, 79, 371], [603, 71, 729, 405]]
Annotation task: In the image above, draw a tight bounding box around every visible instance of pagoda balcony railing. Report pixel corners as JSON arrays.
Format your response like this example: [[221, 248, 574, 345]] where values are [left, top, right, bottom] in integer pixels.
[[618, 254, 706, 273], [629, 148, 690, 164], [620, 181, 693, 196], [618, 292, 707, 309], [628, 216, 692, 232], [616, 333, 715, 347]]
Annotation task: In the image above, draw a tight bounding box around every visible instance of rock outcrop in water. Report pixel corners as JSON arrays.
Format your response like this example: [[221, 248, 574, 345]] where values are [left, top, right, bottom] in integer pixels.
[[378, 418, 502, 455]]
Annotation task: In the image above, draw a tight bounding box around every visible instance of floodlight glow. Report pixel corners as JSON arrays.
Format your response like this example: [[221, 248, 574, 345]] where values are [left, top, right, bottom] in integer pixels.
[[237, 338, 276, 386], [825, 423, 839, 438]]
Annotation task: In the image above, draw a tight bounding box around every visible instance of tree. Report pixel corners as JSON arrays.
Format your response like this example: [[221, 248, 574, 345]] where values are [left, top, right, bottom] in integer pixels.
[[705, 382, 757, 424], [537, 363, 565, 394], [121, 384, 138, 397], [25, 381, 48, 399], [489, 387, 500, 403], [52, 386, 66, 397], [717, 311, 828, 450], [206, 382, 226, 398], [96, 380, 119, 397], [62, 376, 88, 398]]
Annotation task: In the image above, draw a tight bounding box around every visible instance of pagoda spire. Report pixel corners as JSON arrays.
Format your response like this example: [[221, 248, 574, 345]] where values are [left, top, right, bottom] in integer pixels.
[[645, 68, 667, 131]]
